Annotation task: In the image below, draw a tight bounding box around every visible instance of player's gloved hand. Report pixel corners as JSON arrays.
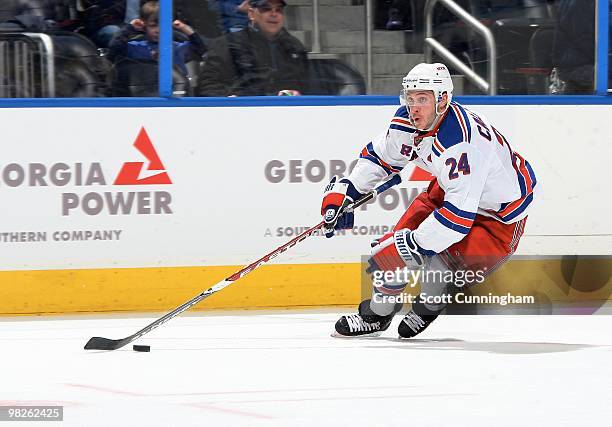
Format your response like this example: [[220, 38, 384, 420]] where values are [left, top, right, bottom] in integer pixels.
[[367, 229, 426, 274], [320, 176, 362, 238]]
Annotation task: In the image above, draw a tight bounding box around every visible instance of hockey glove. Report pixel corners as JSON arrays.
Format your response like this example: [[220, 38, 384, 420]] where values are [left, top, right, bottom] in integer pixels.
[[367, 229, 426, 274], [321, 176, 362, 238]]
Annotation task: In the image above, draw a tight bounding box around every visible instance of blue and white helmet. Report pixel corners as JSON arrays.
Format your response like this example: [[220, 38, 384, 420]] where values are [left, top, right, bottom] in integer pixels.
[[400, 63, 453, 128]]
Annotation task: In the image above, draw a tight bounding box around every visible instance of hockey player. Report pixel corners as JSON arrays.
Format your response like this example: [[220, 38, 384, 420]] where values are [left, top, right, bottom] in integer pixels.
[[321, 62, 537, 338]]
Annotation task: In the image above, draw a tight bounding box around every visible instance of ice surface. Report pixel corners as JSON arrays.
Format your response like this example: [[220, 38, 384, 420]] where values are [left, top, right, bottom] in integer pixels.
[[1, 311, 611, 426]]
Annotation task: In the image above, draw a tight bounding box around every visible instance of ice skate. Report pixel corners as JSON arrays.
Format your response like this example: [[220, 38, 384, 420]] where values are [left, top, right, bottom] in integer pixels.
[[333, 299, 402, 337], [397, 310, 438, 338]]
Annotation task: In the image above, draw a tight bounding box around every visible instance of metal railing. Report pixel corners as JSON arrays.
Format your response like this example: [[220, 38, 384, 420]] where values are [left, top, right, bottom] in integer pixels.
[[424, 0, 497, 95], [365, 0, 373, 92], [308, 0, 373, 92], [311, 0, 321, 53], [0, 33, 55, 98]]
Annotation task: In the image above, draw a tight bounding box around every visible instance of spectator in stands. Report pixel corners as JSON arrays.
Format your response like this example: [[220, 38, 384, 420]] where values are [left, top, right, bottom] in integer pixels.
[[123, 0, 141, 23], [0, 0, 58, 32], [384, 0, 412, 31], [550, 0, 595, 94], [208, 0, 249, 33], [174, 0, 223, 39], [198, 0, 309, 96], [0, 13, 56, 32], [108, 1, 207, 76], [79, 0, 127, 47]]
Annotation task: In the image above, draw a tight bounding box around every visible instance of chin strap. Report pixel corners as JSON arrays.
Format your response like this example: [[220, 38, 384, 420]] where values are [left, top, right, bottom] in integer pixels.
[[426, 101, 451, 132]]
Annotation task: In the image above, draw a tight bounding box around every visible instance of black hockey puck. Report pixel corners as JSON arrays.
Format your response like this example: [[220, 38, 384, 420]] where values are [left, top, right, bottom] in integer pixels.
[[133, 345, 151, 352]]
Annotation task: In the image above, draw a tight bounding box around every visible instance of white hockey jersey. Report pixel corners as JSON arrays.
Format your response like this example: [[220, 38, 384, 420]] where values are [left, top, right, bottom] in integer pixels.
[[347, 102, 537, 254]]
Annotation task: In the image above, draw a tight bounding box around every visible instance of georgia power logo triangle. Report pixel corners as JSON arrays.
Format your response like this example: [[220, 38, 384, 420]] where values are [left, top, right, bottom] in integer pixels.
[[408, 166, 433, 181], [114, 127, 172, 185]]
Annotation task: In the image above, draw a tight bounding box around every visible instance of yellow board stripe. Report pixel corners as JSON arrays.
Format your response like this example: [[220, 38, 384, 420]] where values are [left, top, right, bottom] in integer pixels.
[[0, 264, 362, 315], [0, 258, 610, 315]]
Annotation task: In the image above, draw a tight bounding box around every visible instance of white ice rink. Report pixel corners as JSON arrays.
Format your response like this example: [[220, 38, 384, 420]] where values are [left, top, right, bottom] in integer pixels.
[[2, 310, 611, 426]]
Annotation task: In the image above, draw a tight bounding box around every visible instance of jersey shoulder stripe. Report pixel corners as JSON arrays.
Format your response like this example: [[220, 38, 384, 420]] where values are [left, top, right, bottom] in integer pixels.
[[390, 107, 416, 133], [434, 102, 472, 154], [452, 103, 471, 142], [360, 142, 403, 175], [390, 119, 417, 133], [395, 105, 409, 119], [431, 137, 445, 157]]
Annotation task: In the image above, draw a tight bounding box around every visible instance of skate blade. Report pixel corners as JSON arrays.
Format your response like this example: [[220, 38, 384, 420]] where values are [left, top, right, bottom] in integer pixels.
[[331, 330, 382, 338]]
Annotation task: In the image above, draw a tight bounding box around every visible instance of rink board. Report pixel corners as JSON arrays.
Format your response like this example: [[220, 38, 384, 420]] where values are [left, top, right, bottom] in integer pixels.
[[1, 258, 611, 314], [0, 105, 610, 314]]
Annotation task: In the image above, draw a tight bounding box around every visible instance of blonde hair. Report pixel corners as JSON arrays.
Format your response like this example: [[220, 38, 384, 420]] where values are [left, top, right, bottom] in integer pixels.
[[141, 1, 160, 23]]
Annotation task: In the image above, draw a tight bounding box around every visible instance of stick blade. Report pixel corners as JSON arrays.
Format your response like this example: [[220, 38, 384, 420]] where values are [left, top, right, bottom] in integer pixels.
[[84, 337, 128, 351]]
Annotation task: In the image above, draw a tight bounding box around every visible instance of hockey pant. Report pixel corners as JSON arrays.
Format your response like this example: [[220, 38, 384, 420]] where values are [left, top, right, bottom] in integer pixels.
[[370, 179, 527, 316]]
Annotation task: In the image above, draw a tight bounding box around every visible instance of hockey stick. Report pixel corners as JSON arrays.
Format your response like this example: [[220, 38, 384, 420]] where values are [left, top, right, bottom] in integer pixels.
[[84, 174, 402, 350]]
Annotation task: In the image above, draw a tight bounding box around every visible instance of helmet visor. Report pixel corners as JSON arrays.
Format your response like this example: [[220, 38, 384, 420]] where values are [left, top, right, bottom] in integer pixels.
[[400, 90, 435, 107]]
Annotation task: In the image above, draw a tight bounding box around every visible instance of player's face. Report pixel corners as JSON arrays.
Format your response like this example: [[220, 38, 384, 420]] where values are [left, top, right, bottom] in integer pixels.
[[406, 90, 436, 130], [249, 0, 286, 39]]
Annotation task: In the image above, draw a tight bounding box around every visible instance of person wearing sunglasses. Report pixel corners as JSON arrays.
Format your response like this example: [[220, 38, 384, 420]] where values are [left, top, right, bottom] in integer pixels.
[[198, 0, 309, 97]]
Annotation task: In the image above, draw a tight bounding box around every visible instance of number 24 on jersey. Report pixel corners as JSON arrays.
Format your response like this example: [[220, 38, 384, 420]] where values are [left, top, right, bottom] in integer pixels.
[[445, 153, 470, 180]]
